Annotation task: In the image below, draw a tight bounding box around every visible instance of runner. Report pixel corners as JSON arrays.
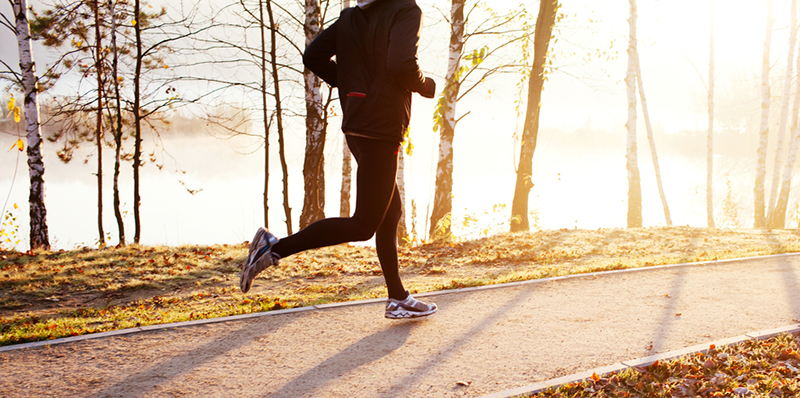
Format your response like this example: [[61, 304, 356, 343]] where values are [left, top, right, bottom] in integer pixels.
[[240, 0, 438, 319]]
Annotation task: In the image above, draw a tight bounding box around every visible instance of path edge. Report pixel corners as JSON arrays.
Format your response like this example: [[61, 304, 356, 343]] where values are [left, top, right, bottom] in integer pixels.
[[479, 323, 800, 398]]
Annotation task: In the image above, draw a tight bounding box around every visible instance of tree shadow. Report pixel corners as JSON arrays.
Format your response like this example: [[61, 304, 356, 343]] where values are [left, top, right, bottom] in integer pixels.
[[385, 286, 539, 398], [87, 316, 297, 398], [266, 321, 418, 397]]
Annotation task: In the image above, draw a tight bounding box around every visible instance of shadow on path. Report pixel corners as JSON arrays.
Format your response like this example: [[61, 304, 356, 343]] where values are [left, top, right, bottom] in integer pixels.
[[650, 267, 686, 353], [779, 256, 800, 321], [88, 316, 297, 398], [267, 321, 417, 397], [385, 285, 540, 398]]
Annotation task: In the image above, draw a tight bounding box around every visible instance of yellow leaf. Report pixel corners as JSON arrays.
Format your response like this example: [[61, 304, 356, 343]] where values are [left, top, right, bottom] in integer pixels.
[[13, 203, 18, 210], [131, 19, 137, 26], [590, 372, 600, 381], [8, 139, 23, 152], [7, 96, 14, 111], [14, 107, 20, 123]]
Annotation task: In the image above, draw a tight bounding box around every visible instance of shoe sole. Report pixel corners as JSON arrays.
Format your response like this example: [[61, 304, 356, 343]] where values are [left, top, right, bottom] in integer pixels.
[[385, 307, 438, 319], [240, 228, 268, 293]]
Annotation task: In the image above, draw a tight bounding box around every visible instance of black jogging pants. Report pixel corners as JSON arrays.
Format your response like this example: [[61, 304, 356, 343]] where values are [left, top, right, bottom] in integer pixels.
[[271, 134, 407, 300]]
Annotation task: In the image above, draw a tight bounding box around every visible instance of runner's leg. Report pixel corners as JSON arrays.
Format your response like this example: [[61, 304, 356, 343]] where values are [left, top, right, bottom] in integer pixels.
[[271, 135, 398, 259]]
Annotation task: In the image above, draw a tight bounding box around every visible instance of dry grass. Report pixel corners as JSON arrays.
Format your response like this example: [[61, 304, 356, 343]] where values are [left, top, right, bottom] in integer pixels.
[[2, 226, 800, 346]]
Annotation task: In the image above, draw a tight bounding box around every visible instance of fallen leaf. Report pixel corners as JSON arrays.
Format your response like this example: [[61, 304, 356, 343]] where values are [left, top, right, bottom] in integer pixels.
[[456, 381, 471, 387]]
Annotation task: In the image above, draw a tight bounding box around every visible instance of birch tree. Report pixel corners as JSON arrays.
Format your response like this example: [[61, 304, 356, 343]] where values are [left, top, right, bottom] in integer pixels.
[[707, 0, 715, 228], [299, 0, 326, 229], [339, 0, 351, 219], [9, 0, 51, 249], [767, 0, 797, 228], [770, 0, 800, 229], [397, 149, 408, 243], [509, 0, 558, 232], [633, 46, 671, 226], [625, 0, 642, 228], [430, 1, 530, 239], [754, 0, 772, 228], [429, 0, 465, 239]]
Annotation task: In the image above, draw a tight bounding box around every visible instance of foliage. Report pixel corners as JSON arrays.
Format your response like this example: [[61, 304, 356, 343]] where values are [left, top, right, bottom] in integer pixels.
[[0, 204, 21, 250], [523, 333, 800, 397], [720, 175, 743, 229]]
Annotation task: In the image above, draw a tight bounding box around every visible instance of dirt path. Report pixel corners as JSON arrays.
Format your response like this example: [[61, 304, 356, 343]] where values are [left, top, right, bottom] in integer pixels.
[[3, 254, 800, 398]]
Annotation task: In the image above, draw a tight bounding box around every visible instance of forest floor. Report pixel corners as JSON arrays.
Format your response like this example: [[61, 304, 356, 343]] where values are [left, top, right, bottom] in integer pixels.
[[3, 226, 800, 346]]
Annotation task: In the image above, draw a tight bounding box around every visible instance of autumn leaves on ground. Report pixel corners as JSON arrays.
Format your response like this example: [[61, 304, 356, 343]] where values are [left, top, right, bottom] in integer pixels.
[[2, 226, 800, 347]]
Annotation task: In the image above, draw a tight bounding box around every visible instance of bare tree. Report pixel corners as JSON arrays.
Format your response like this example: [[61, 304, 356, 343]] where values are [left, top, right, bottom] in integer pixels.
[[767, 0, 797, 228], [754, 0, 772, 228], [109, 0, 126, 245], [265, 0, 293, 234], [625, 0, 642, 228], [509, 0, 558, 232], [339, 0, 351, 219], [633, 45, 671, 226], [93, 0, 105, 245], [707, 0, 715, 228], [770, 0, 800, 229]]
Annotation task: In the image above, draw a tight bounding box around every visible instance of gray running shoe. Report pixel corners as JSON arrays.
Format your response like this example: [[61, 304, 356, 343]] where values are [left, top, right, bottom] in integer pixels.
[[240, 227, 280, 293], [385, 292, 437, 319]]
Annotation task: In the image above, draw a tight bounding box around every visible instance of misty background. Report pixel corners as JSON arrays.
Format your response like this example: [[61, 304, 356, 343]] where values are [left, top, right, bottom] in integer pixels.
[[0, 0, 789, 250]]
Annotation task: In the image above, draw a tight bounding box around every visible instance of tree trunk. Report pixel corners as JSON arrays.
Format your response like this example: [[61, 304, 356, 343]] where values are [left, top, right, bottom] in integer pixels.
[[94, 0, 105, 246], [132, 0, 143, 243], [707, 0, 715, 228], [429, 0, 465, 240], [754, 0, 773, 228], [767, 0, 797, 228], [259, 0, 270, 229], [397, 149, 407, 244], [634, 47, 671, 226], [625, 0, 642, 228], [339, 0, 352, 220], [109, 0, 126, 246], [13, 0, 50, 250], [299, 0, 326, 229], [770, 1, 800, 229], [265, 0, 293, 235], [767, 0, 800, 228], [340, 143, 352, 217], [509, 0, 559, 233]]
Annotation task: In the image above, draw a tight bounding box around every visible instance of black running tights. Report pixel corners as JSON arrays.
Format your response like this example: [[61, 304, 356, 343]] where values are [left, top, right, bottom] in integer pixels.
[[270, 134, 407, 300]]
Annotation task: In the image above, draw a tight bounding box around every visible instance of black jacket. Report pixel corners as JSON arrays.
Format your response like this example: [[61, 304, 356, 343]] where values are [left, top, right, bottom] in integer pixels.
[[303, 0, 435, 142]]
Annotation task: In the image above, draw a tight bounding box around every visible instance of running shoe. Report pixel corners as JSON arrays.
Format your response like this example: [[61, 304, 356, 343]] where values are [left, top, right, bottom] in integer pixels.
[[240, 227, 280, 293], [385, 292, 437, 319]]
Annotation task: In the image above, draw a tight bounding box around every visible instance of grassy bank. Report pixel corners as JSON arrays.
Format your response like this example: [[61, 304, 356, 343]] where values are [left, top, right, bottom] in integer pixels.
[[2, 226, 800, 346]]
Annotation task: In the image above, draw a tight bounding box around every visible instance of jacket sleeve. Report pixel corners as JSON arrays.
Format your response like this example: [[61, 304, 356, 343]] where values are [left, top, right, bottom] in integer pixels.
[[303, 21, 338, 87], [386, 5, 433, 96]]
